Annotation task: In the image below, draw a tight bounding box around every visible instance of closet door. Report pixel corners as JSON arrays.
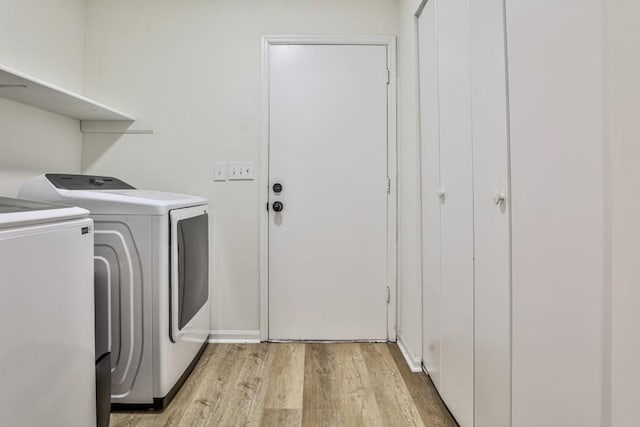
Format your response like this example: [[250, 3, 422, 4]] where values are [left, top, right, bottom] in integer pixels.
[[470, 0, 511, 426], [437, 0, 475, 424], [418, 0, 442, 388]]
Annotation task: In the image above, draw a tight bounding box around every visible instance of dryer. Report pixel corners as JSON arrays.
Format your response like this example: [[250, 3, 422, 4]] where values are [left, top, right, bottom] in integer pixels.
[[20, 174, 211, 410]]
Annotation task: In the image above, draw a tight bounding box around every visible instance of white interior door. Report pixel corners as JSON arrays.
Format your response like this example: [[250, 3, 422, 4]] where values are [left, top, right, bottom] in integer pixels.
[[421, 0, 475, 424], [267, 43, 390, 341], [418, 0, 443, 388], [470, 0, 511, 426], [419, 0, 511, 425]]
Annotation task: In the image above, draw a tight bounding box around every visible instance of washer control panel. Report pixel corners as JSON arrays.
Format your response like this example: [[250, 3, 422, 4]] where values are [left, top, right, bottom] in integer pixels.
[[45, 174, 136, 190]]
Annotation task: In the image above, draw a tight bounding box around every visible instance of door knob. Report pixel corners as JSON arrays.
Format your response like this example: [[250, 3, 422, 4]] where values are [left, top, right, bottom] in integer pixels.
[[493, 190, 506, 205], [436, 189, 446, 203], [272, 201, 284, 212]]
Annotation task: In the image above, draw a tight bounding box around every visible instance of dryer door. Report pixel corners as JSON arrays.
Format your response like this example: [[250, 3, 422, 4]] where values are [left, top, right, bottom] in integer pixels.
[[169, 205, 209, 342]]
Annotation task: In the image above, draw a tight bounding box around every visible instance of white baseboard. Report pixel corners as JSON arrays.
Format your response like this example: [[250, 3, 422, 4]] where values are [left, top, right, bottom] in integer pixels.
[[397, 335, 423, 373], [208, 330, 261, 343]]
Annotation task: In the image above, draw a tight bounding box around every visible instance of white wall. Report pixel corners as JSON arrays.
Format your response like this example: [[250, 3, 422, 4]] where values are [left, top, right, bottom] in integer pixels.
[[609, 1, 640, 426], [0, 0, 86, 197], [396, 0, 424, 366], [82, 0, 400, 336], [506, 1, 607, 426]]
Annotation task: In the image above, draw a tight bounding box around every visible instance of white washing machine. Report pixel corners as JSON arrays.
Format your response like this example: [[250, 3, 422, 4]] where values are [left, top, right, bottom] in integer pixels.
[[20, 174, 211, 410], [0, 197, 96, 426]]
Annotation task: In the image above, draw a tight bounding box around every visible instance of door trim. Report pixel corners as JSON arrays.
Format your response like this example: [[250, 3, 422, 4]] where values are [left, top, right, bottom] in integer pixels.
[[259, 35, 398, 341]]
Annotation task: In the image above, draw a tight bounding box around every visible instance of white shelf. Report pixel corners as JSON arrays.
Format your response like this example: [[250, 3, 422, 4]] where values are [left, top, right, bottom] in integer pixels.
[[0, 63, 135, 121]]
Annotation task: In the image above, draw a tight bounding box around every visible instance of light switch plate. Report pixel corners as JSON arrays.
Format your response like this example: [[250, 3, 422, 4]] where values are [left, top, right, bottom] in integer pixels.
[[228, 161, 255, 180], [214, 161, 227, 181]]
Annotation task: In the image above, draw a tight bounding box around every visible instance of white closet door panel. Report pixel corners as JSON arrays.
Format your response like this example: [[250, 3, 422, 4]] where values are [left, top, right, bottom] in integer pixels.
[[470, 0, 511, 426], [437, 0, 475, 424], [418, 0, 442, 389], [506, 1, 606, 426]]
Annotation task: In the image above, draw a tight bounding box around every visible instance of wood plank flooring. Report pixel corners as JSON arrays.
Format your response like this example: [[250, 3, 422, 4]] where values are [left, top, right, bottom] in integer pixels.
[[111, 343, 458, 427]]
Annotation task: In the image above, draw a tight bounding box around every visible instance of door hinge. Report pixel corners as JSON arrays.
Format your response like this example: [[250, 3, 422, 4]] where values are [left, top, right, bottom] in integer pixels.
[[386, 68, 390, 85], [386, 286, 391, 303], [386, 176, 391, 194]]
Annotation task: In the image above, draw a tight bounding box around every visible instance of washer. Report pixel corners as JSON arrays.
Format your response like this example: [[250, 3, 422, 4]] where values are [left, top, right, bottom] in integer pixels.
[[0, 197, 96, 426], [20, 174, 211, 410]]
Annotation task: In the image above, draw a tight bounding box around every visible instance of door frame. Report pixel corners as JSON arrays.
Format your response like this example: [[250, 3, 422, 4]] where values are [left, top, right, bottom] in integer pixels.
[[259, 35, 398, 342]]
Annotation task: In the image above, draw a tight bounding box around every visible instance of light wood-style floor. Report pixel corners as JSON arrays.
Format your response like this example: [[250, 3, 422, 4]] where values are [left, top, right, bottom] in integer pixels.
[[111, 343, 458, 427]]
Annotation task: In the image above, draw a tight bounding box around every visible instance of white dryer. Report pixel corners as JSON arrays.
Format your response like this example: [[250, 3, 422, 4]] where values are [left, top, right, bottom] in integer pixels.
[[0, 197, 96, 426], [20, 174, 211, 410]]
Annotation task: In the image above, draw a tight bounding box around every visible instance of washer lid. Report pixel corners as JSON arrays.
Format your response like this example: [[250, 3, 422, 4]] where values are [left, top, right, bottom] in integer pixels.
[[0, 197, 89, 229]]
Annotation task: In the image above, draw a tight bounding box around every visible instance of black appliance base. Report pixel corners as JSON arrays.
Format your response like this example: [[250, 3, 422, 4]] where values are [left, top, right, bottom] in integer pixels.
[[111, 339, 208, 412]]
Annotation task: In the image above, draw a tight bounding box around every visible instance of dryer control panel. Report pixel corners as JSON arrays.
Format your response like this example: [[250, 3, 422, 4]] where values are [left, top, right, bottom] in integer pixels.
[[46, 174, 136, 190]]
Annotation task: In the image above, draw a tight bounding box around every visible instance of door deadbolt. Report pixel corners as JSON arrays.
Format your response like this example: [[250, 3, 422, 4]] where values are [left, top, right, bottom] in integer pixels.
[[273, 183, 283, 193]]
